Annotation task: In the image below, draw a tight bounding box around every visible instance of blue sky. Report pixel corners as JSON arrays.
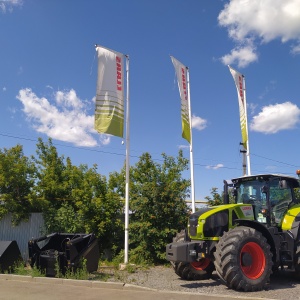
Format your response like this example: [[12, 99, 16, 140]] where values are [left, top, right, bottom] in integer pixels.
[[1, 0, 300, 201]]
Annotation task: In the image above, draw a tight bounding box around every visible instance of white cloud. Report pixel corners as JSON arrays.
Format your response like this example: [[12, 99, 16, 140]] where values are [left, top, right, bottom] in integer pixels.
[[0, 0, 22, 13], [2, 87, 6, 91], [17, 88, 109, 147], [258, 80, 277, 100], [206, 164, 224, 170], [178, 145, 189, 150], [55, 89, 84, 109], [248, 103, 257, 115], [250, 102, 300, 133], [218, 0, 300, 67], [221, 45, 258, 68], [291, 43, 300, 54], [99, 135, 110, 145], [192, 114, 207, 130]]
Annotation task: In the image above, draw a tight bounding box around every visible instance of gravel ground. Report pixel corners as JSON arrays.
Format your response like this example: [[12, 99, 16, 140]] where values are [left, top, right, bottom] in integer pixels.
[[99, 265, 300, 300]]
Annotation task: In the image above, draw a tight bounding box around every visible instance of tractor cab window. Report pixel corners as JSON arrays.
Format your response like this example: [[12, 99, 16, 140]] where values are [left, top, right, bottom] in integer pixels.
[[236, 180, 266, 222], [269, 178, 292, 224], [235, 177, 294, 225]]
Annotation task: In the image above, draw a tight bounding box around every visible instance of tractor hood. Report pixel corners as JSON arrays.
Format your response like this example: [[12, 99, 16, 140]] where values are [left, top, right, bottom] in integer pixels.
[[188, 204, 255, 240]]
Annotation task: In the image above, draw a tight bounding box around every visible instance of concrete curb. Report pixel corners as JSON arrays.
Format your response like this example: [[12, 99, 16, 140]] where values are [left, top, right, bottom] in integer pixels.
[[0, 274, 154, 292], [0, 274, 34, 282]]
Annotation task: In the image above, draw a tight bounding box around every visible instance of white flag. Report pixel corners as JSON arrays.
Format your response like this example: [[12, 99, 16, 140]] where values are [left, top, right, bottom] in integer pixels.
[[228, 65, 248, 150], [171, 56, 191, 143], [95, 45, 124, 137]]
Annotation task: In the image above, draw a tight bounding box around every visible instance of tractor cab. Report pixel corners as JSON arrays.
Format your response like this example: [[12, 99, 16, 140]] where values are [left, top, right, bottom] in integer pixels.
[[229, 174, 300, 227]]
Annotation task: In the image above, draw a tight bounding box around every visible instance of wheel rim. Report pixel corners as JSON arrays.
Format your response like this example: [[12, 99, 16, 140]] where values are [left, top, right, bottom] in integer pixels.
[[190, 258, 210, 271], [240, 242, 266, 279]]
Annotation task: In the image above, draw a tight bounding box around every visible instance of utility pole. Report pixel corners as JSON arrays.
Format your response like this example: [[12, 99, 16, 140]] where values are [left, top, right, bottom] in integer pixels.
[[240, 142, 247, 176]]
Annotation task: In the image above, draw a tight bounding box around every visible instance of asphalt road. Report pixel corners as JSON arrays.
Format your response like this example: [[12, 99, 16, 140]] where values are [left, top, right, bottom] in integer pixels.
[[0, 274, 271, 300]]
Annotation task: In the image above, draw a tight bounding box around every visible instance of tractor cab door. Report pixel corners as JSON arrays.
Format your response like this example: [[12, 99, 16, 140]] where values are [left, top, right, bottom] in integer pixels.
[[236, 181, 267, 223], [269, 178, 293, 225]]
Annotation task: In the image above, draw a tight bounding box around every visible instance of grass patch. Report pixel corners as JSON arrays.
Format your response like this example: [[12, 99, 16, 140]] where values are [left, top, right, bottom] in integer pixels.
[[6, 262, 46, 277], [8, 258, 152, 284]]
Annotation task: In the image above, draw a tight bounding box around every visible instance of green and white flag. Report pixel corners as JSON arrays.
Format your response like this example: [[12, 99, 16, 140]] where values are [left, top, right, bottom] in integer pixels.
[[228, 65, 248, 150], [171, 56, 191, 143], [95, 45, 124, 137]]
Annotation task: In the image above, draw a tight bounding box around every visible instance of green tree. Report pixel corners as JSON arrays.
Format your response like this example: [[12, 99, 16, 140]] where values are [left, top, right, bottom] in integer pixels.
[[205, 187, 223, 206], [30, 138, 69, 210], [110, 150, 190, 264], [31, 138, 124, 256], [72, 164, 124, 256], [0, 145, 36, 224], [205, 186, 235, 206]]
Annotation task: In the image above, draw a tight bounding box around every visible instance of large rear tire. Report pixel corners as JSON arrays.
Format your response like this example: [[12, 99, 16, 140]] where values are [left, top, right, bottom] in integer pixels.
[[294, 239, 300, 279], [214, 226, 273, 291], [171, 230, 214, 280]]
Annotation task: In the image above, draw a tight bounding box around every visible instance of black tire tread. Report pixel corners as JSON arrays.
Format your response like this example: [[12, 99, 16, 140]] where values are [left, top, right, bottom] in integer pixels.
[[214, 226, 273, 292], [171, 230, 214, 280], [294, 239, 300, 279]]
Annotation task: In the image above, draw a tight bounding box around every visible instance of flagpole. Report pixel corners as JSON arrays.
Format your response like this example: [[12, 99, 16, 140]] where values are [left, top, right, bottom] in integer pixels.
[[186, 67, 195, 213], [242, 75, 251, 175], [124, 54, 130, 264]]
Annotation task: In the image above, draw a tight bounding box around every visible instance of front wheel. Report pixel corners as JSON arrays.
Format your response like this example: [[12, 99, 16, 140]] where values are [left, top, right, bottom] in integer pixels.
[[171, 230, 214, 280], [214, 226, 273, 292], [173, 259, 214, 280], [189, 258, 215, 279]]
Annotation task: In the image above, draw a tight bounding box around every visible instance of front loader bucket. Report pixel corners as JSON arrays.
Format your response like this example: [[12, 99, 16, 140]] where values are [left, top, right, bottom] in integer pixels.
[[28, 233, 99, 277]]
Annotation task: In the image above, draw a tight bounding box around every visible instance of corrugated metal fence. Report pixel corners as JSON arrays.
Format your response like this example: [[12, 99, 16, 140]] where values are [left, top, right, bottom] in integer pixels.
[[0, 213, 45, 261]]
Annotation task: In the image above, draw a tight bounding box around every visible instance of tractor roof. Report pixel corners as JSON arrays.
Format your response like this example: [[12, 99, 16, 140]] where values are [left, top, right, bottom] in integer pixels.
[[230, 174, 300, 187]]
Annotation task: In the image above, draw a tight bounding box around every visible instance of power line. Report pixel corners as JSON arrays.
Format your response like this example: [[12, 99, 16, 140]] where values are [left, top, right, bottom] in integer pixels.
[[0, 132, 299, 174], [0, 132, 153, 161], [251, 152, 299, 168]]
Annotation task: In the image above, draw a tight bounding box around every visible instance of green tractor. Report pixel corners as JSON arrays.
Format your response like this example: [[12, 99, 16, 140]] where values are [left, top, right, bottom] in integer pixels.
[[166, 173, 300, 291]]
